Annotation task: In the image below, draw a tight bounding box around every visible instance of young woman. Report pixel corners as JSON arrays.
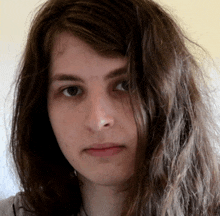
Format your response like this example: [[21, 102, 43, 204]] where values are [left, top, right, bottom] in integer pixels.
[[1, 0, 220, 215]]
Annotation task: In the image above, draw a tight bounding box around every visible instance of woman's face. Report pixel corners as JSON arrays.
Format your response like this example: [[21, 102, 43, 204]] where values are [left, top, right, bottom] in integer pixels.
[[47, 32, 137, 186]]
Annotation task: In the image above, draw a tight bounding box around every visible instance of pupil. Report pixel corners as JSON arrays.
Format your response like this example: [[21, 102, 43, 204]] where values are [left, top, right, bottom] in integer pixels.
[[67, 87, 78, 95], [122, 81, 129, 91]]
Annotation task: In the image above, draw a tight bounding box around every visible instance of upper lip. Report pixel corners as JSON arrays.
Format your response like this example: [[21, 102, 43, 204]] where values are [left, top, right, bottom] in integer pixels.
[[87, 143, 124, 150]]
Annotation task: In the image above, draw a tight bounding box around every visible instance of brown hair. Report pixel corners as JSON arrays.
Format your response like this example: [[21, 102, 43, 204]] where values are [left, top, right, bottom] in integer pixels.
[[10, 0, 220, 215]]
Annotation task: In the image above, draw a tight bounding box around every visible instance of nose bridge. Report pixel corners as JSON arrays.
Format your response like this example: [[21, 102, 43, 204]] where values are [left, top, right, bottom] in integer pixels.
[[85, 88, 115, 131], [89, 88, 113, 118]]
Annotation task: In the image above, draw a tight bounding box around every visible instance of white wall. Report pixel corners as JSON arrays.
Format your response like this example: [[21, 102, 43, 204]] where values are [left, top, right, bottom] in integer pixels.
[[0, 41, 21, 199], [0, 0, 220, 200], [0, 0, 47, 200]]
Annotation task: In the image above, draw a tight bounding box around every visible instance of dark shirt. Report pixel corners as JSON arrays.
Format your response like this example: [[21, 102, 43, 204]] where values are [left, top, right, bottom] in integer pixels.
[[0, 193, 78, 216]]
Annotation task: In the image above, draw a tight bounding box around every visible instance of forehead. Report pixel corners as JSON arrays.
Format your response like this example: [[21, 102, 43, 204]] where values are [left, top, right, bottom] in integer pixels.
[[50, 32, 128, 81], [51, 32, 91, 57], [51, 31, 124, 60], [50, 32, 104, 74], [51, 31, 127, 63]]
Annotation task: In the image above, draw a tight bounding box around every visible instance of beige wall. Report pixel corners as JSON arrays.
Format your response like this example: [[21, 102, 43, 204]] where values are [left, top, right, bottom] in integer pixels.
[[0, 0, 220, 58], [0, 0, 220, 59], [157, 0, 220, 60], [157, 0, 220, 84]]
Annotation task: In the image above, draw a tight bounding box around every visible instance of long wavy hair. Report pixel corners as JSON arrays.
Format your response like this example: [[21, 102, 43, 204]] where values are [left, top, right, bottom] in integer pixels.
[[10, 0, 220, 215]]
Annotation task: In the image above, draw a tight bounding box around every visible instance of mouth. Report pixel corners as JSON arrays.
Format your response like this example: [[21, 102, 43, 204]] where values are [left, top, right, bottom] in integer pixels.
[[86, 146, 125, 157], [86, 143, 125, 150], [86, 147, 124, 157]]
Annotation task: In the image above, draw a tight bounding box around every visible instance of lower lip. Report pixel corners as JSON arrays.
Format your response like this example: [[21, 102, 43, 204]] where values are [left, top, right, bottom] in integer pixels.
[[86, 146, 124, 157]]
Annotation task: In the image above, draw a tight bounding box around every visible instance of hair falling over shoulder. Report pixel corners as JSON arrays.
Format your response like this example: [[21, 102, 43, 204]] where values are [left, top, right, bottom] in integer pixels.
[[10, 0, 220, 215]]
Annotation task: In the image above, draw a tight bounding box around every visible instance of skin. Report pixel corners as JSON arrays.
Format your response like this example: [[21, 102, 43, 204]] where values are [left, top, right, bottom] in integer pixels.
[[47, 32, 137, 216]]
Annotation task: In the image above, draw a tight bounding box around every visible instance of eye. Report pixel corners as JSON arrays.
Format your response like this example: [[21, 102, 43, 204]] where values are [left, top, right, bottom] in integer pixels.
[[115, 80, 129, 92], [62, 86, 82, 97]]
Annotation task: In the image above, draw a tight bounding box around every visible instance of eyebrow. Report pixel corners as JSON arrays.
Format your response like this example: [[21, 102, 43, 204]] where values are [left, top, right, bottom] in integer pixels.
[[50, 66, 128, 84]]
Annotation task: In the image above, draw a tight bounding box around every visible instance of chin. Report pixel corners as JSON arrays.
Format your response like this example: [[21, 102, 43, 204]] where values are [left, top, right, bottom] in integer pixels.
[[91, 171, 133, 187]]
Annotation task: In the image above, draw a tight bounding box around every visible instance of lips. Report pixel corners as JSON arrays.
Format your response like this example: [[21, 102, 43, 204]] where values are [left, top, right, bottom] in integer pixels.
[[86, 143, 125, 150], [86, 146, 125, 157], [84, 143, 125, 157]]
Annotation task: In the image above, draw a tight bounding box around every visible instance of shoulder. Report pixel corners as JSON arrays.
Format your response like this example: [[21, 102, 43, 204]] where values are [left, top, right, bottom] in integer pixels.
[[0, 195, 14, 215], [0, 192, 35, 216]]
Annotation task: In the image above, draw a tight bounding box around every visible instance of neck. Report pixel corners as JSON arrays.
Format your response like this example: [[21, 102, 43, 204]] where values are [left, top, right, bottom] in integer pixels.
[[78, 174, 128, 216]]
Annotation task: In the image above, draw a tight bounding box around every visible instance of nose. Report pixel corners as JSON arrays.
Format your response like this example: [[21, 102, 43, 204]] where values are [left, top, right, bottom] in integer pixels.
[[84, 93, 115, 132]]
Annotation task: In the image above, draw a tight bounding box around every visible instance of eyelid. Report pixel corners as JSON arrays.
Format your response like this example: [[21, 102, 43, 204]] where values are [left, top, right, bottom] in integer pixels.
[[113, 79, 129, 92], [61, 85, 83, 97], [59, 78, 130, 98]]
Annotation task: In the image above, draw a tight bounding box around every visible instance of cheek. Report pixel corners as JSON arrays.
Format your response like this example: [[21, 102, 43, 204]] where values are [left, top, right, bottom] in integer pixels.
[[122, 102, 137, 129], [48, 105, 78, 145], [48, 111, 80, 162]]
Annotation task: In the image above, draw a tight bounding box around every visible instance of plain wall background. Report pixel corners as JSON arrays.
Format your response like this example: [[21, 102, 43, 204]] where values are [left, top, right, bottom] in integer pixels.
[[0, 0, 220, 199]]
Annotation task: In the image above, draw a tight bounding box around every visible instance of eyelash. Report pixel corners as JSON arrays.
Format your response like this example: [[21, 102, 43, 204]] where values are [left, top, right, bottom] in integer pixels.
[[61, 79, 130, 98]]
